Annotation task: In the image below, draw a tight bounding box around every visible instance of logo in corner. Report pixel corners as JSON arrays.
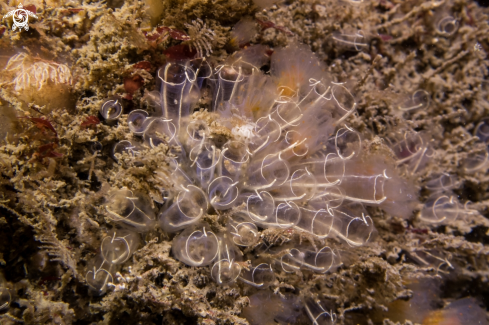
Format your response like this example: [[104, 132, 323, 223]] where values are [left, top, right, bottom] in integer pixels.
[[3, 3, 38, 32]]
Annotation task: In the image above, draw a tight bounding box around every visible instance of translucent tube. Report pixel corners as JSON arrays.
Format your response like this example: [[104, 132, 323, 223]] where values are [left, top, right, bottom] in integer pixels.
[[232, 73, 277, 120], [330, 83, 356, 123], [273, 100, 303, 128], [329, 204, 376, 247], [154, 157, 193, 190], [407, 249, 453, 274], [186, 119, 209, 148], [425, 173, 459, 192], [211, 235, 242, 285], [189, 58, 212, 89], [86, 255, 119, 295], [238, 263, 275, 288], [221, 141, 250, 180], [275, 201, 301, 228], [158, 62, 198, 133], [100, 230, 140, 265], [463, 150, 489, 173], [159, 184, 209, 233], [474, 118, 489, 143], [283, 130, 309, 159], [244, 191, 275, 225], [227, 212, 259, 247], [143, 118, 178, 149], [172, 223, 219, 267], [208, 176, 240, 210], [105, 189, 156, 232], [302, 246, 337, 273], [100, 98, 123, 122], [389, 131, 425, 163], [328, 126, 362, 160], [397, 90, 431, 112], [295, 207, 334, 239], [332, 29, 368, 51], [287, 168, 318, 201], [337, 159, 388, 205], [304, 298, 337, 325], [280, 248, 304, 273], [127, 109, 151, 135], [436, 16, 458, 36], [89, 141, 103, 153], [296, 153, 345, 188], [190, 141, 221, 189], [248, 116, 281, 154], [389, 131, 434, 175], [323, 153, 346, 185], [310, 186, 345, 210], [420, 195, 460, 224], [213, 65, 246, 113], [112, 140, 141, 161], [244, 154, 290, 190]]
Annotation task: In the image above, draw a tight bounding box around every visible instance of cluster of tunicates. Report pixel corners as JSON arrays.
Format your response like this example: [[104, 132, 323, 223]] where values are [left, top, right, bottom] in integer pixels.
[[86, 231, 140, 294], [463, 118, 489, 173], [386, 123, 485, 225], [92, 43, 418, 322]]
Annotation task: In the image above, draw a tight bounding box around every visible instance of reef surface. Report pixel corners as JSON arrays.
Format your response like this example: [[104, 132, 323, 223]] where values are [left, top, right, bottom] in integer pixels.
[[0, 0, 489, 324]]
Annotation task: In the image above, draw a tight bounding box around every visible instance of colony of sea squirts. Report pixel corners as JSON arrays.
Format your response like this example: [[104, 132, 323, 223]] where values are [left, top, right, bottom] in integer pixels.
[[85, 43, 419, 323], [1, 0, 489, 324]]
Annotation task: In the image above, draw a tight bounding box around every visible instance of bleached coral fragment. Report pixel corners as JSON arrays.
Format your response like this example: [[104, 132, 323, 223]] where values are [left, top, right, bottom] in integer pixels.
[[4, 53, 72, 92]]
